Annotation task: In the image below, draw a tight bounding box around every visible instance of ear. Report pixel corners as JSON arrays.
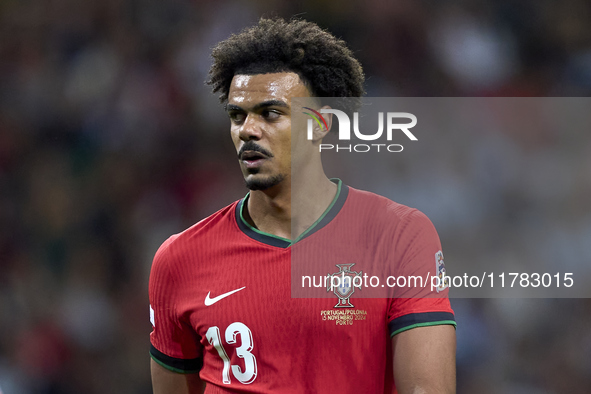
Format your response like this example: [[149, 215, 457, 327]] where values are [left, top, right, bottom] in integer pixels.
[[309, 105, 333, 142]]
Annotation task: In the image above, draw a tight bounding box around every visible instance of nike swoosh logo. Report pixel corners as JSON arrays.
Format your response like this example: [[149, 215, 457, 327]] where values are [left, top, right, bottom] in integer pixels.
[[204, 287, 246, 306]]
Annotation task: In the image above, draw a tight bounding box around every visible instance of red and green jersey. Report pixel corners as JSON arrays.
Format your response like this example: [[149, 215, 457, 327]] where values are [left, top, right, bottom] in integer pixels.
[[149, 180, 455, 393]]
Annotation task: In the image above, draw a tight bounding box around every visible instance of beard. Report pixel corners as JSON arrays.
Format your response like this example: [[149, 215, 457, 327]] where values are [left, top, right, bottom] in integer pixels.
[[245, 173, 285, 190]]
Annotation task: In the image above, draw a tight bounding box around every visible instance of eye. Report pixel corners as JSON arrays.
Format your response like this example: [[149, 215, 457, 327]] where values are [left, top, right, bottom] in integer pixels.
[[261, 109, 281, 121], [228, 111, 246, 124]]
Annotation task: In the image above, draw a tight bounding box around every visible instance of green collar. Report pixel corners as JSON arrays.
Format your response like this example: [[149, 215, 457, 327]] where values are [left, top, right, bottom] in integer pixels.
[[235, 179, 349, 248]]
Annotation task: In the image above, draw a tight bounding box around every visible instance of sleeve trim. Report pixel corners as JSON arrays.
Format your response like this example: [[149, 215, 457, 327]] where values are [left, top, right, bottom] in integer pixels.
[[388, 311, 456, 337], [390, 320, 457, 338], [150, 344, 202, 374]]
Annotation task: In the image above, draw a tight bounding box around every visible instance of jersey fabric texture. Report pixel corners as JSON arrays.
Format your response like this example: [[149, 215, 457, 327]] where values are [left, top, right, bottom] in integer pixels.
[[149, 180, 455, 393]]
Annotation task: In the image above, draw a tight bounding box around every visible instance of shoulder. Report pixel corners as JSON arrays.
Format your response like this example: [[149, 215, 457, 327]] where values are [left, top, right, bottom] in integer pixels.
[[150, 200, 240, 273], [345, 185, 434, 230]]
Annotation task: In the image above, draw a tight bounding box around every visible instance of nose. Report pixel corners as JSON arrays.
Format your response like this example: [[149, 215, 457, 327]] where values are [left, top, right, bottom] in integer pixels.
[[238, 113, 263, 141]]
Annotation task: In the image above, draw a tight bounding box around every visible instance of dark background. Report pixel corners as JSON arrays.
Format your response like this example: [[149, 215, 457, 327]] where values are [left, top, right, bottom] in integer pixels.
[[1, 0, 590, 393]]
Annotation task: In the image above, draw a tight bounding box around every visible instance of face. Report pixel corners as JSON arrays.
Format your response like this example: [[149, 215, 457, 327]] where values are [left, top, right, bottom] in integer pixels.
[[227, 72, 312, 191]]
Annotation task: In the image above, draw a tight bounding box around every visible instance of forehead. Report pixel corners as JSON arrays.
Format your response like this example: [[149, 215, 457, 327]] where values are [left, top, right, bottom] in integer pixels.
[[228, 72, 311, 107]]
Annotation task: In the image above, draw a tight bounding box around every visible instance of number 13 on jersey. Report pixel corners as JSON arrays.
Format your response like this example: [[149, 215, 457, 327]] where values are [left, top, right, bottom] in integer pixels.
[[205, 322, 257, 384]]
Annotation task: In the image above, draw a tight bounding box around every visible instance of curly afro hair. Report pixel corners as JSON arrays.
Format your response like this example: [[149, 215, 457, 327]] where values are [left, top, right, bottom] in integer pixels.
[[206, 17, 365, 108]]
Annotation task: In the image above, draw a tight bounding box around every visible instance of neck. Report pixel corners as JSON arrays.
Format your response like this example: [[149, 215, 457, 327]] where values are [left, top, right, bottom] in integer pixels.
[[245, 170, 337, 241]]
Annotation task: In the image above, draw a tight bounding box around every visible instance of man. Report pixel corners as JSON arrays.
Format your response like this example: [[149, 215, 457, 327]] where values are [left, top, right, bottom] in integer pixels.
[[149, 17, 456, 393]]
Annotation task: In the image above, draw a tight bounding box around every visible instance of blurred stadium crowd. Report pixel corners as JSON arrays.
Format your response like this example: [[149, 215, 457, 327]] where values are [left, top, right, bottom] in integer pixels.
[[0, 0, 590, 393]]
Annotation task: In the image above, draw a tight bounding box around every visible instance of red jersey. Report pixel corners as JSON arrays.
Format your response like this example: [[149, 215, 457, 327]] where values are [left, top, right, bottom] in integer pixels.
[[149, 180, 455, 393]]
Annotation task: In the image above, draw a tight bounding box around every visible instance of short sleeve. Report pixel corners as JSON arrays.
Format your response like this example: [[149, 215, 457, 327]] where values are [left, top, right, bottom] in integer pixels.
[[149, 235, 203, 373], [387, 210, 456, 337]]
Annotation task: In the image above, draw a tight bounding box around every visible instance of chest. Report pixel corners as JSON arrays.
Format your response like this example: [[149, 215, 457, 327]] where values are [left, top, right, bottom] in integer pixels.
[[175, 245, 390, 354]]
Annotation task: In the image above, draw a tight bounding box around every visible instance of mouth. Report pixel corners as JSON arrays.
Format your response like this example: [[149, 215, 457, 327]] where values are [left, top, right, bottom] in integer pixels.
[[240, 150, 269, 168]]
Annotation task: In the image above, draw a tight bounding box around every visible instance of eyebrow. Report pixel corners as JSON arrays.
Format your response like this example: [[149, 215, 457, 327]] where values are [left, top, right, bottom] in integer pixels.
[[226, 100, 289, 112]]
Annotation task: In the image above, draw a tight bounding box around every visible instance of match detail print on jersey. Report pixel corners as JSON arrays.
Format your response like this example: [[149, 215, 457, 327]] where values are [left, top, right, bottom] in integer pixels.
[[204, 287, 246, 306]]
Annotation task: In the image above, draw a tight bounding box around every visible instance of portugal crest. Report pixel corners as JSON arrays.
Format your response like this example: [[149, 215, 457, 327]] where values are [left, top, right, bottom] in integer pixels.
[[326, 264, 362, 308]]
